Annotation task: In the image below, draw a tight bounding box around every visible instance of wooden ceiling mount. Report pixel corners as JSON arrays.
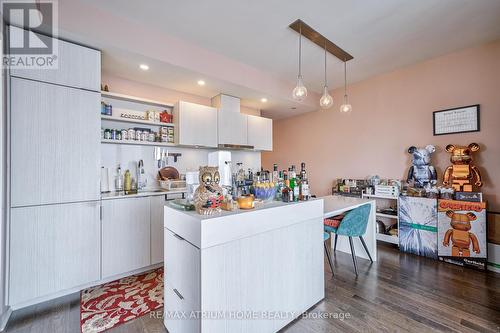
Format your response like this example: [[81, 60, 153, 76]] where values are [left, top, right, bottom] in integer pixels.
[[289, 19, 353, 62]]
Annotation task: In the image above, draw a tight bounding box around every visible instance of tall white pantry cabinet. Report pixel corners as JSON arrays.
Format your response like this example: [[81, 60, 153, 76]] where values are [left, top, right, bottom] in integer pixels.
[[7, 27, 102, 306]]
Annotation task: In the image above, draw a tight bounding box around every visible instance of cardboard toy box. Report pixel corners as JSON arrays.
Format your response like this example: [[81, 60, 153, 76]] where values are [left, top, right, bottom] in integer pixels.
[[437, 199, 487, 270], [399, 196, 438, 259]]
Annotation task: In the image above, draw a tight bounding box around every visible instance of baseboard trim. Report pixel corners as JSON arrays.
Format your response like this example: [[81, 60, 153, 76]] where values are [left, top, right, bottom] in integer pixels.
[[0, 306, 12, 332]]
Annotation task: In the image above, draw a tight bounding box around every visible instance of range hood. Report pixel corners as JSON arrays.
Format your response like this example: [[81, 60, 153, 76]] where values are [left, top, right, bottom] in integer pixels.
[[217, 143, 254, 150], [212, 94, 255, 150]]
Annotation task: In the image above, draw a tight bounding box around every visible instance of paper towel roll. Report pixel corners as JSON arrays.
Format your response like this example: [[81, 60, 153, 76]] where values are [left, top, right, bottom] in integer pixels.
[[101, 167, 110, 193]]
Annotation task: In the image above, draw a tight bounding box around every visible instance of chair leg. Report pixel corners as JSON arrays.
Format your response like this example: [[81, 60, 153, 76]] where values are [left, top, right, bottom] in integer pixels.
[[359, 236, 373, 262], [348, 236, 358, 276], [333, 233, 338, 252], [324, 242, 334, 276]]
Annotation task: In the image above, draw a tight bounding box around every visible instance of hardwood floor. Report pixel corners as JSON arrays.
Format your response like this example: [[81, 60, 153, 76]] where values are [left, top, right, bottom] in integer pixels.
[[5, 243, 500, 333]]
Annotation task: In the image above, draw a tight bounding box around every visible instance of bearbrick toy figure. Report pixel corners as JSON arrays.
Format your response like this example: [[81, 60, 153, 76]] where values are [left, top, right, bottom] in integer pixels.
[[407, 145, 437, 188], [442, 210, 480, 256], [193, 166, 224, 215], [442, 143, 482, 192]]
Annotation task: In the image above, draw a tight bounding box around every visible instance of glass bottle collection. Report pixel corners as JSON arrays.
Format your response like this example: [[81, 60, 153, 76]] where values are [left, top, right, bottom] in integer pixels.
[[230, 162, 311, 203], [275, 162, 310, 203]]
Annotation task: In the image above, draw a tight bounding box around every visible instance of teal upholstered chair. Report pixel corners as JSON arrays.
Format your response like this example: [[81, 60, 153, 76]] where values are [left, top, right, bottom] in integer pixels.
[[323, 231, 334, 276], [324, 204, 373, 275]]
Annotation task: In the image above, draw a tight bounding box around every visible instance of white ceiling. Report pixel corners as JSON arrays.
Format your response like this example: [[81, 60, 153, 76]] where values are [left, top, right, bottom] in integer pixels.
[[58, 0, 500, 118]]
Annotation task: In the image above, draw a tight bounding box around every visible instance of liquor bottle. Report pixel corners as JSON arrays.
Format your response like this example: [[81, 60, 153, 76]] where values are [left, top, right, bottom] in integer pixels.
[[288, 167, 295, 199], [272, 164, 279, 183], [291, 165, 300, 201], [275, 170, 283, 200], [299, 162, 310, 201], [282, 172, 292, 202]]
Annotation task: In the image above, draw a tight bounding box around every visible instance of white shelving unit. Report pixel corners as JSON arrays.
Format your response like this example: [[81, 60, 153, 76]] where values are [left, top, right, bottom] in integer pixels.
[[101, 139, 175, 147], [101, 91, 173, 108], [376, 233, 399, 245], [362, 192, 399, 245], [101, 115, 174, 127], [101, 91, 175, 146]]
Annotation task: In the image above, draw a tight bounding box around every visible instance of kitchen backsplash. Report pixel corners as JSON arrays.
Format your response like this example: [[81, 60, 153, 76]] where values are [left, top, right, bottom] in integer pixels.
[[101, 144, 261, 191]]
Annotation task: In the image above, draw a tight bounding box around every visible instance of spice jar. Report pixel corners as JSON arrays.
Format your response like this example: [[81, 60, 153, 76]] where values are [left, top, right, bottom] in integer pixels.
[[104, 129, 111, 140]]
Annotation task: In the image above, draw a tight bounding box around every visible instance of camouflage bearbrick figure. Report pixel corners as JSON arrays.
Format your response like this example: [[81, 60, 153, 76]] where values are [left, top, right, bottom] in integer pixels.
[[407, 145, 437, 188], [193, 166, 224, 215]]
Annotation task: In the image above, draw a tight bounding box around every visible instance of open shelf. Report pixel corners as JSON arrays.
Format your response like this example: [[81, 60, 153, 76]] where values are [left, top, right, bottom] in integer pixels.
[[363, 193, 398, 200], [101, 91, 173, 108], [376, 233, 399, 245], [101, 139, 176, 147], [101, 115, 174, 127], [376, 212, 398, 220]]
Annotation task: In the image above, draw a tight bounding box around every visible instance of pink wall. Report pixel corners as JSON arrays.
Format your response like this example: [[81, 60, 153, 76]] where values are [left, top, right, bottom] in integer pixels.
[[263, 40, 500, 211]]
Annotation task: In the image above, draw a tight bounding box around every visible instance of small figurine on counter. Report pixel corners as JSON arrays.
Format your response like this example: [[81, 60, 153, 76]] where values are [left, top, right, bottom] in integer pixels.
[[407, 145, 437, 188], [442, 210, 480, 256], [193, 166, 224, 215], [439, 186, 454, 200], [442, 143, 482, 192]]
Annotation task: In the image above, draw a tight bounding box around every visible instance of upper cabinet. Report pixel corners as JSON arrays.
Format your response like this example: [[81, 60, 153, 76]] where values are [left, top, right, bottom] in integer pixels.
[[9, 26, 101, 91], [217, 111, 248, 146], [211, 94, 240, 113], [247, 115, 273, 151], [174, 101, 218, 148], [10, 78, 100, 207]]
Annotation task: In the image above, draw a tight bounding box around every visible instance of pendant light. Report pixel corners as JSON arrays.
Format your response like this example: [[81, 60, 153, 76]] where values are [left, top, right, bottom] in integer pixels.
[[340, 60, 352, 113], [292, 23, 307, 101], [319, 42, 333, 109]]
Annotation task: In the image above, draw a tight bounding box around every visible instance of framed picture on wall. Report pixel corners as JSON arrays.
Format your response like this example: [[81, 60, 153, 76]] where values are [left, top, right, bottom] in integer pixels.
[[433, 104, 480, 136]]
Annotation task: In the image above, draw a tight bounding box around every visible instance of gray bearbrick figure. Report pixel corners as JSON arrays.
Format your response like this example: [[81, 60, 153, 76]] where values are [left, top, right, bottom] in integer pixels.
[[407, 145, 437, 188]]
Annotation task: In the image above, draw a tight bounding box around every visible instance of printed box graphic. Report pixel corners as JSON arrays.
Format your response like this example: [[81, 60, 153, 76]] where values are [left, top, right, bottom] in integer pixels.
[[437, 199, 487, 270], [399, 196, 438, 259]]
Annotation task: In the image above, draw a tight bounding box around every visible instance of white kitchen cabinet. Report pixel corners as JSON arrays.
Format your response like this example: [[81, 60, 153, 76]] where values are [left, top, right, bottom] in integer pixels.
[[10, 77, 100, 207], [164, 281, 200, 333], [9, 201, 101, 306], [164, 229, 201, 306], [211, 94, 240, 113], [102, 197, 151, 278], [174, 101, 218, 147], [217, 111, 248, 146], [150, 195, 165, 265], [247, 115, 273, 151], [9, 26, 101, 91]]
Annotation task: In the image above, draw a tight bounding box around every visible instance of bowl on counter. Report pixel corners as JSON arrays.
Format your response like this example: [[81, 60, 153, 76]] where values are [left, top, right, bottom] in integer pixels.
[[253, 184, 276, 202], [237, 195, 255, 210]]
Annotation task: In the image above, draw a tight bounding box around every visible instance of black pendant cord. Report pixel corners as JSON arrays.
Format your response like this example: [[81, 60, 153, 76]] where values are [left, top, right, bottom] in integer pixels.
[[298, 24, 302, 77], [324, 42, 327, 87], [344, 61, 347, 98]]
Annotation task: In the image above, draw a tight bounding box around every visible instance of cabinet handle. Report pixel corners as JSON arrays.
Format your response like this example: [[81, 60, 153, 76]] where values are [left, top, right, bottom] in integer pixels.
[[173, 288, 184, 300], [173, 233, 184, 241]]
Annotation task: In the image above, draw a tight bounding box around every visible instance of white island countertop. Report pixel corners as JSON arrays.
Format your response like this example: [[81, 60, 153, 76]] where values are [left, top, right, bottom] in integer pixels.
[[165, 199, 323, 249], [322, 195, 374, 217], [163, 198, 325, 333]]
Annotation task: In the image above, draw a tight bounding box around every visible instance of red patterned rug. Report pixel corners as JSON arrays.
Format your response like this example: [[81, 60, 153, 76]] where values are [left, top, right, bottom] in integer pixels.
[[80, 267, 163, 333]]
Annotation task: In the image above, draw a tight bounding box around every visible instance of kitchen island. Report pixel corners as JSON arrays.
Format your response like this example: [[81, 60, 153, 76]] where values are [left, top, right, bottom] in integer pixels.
[[163, 199, 324, 333]]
